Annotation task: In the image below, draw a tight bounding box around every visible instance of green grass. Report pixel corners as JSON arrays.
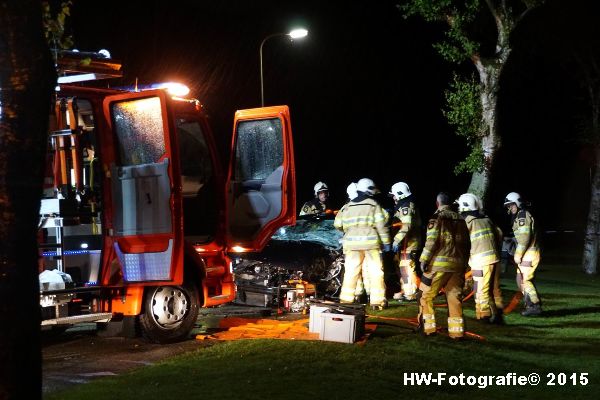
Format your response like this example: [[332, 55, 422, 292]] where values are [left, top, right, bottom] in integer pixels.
[[46, 254, 600, 400]]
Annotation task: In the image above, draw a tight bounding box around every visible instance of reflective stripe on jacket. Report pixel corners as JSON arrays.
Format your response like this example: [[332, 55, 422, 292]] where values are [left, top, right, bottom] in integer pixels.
[[464, 214, 502, 268], [392, 201, 421, 253], [419, 205, 469, 272], [334, 197, 390, 250], [512, 209, 540, 263], [299, 198, 326, 216]]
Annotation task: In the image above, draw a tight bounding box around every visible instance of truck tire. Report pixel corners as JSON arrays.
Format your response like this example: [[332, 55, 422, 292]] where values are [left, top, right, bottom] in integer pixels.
[[139, 283, 200, 343]]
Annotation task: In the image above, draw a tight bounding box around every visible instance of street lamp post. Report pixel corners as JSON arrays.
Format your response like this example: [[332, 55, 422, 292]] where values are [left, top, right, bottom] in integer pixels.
[[260, 28, 308, 107]]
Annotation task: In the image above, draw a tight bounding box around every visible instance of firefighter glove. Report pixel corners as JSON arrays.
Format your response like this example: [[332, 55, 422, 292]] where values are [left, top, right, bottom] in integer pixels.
[[382, 243, 392, 253], [392, 243, 399, 253], [420, 261, 429, 274]]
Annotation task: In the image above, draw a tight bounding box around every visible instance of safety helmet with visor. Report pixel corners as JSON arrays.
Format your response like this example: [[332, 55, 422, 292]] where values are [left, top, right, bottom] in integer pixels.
[[356, 178, 378, 196], [503, 192, 522, 208], [389, 182, 411, 200], [313, 181, 329, 196], [457, 193, 481, 212]]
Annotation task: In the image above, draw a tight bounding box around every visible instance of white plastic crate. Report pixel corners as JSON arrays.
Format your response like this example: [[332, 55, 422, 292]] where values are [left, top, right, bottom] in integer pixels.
[[309, 305, 330, 333], [319, 312, 364, 343]]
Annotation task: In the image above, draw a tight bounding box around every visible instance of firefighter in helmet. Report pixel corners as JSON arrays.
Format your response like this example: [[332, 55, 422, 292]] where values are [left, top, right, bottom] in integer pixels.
[[300, 181, 331, 216], [458, 193, 504, 323], [334, 178, 390, 310], [504, 192, 542, 316], [341, 182, 369, 301], [389, 182, 421, 301], [418, 192, 470, 338]]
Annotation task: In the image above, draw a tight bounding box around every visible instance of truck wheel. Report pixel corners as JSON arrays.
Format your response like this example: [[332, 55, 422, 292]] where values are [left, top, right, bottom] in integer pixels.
[[139, 283, 200, 343]]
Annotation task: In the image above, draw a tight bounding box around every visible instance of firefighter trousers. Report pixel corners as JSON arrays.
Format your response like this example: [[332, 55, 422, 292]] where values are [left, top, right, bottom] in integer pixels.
[[516, 260, 540, 304], [419, 271, 464, 338], [398, 252, 418, 299], [472, 263, 503, 319], [354, 262, 370, 297], [340, 249, 386, 306]]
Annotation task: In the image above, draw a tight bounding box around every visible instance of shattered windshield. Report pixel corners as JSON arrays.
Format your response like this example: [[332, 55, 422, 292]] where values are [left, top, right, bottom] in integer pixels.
[[271, 219, 342, 250]]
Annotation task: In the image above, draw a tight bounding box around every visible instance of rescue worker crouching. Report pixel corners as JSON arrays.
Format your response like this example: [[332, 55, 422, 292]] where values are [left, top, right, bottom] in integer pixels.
[[418, 192, 470, 339], [334, 178, 390, 311], [458, 193, 504, 324], [389, 182, 421, 301], [504, 192, 542, 316], [300, 181, 332, 216]]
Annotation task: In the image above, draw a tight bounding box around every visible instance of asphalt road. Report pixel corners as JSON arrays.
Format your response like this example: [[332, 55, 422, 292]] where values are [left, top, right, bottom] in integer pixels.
[[42, 305, 273, 396]]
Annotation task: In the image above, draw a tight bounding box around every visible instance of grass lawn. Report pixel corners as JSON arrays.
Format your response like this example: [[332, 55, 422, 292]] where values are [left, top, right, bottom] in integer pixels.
[[46, 251, 600, 400]]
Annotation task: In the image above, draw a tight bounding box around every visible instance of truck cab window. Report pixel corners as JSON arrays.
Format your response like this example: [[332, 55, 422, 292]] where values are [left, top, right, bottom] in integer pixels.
[[112, 97, 166, 166], [235, 118, 283, 181], [177, 119, 217, 240]]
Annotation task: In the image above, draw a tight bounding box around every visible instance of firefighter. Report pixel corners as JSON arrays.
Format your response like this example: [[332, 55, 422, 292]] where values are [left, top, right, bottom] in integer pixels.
[[504, 192, 542, 316], [418, 192, 470, 339], [334, 178, 390, 310], [299, 181, 331, 216], [457, 193, 504, 323], [341, 182, 369, 301], [389, 182, 421, 301]]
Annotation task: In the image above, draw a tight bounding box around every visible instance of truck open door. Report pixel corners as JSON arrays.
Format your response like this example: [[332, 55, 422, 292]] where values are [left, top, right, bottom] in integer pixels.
[[102, 90, 183, 285], [226, 105, 296, 252]]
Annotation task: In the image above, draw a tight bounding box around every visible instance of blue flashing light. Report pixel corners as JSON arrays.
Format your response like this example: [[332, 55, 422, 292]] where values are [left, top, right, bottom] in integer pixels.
[[42, 249, 101, 257]]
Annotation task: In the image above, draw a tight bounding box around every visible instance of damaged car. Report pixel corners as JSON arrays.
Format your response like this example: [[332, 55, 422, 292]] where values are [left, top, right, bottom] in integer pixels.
[[232, 216, 344, 311]]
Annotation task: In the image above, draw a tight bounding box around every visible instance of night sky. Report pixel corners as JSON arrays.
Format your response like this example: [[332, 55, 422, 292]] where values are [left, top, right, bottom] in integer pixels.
[[70, 0, 598, 236]]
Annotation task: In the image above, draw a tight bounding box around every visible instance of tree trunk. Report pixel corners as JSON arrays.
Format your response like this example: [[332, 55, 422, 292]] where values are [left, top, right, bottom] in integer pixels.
[[0, 1, 54, 399], [582, 144, 600, 274], [468, 56, 506, 205]]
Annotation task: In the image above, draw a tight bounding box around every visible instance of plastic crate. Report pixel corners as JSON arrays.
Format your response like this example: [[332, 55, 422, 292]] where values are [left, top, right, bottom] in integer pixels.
[[319, 312, 365, 343], [309, 305, 331, 333]]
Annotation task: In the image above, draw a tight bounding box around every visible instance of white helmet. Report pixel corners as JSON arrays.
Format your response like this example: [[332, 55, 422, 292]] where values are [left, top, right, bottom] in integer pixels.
[[356, 178, 377, 196], [457, 193, 481, 212], [504, 192, 522, 208], [390, 182, 411, 200], [346, 182, 358, 200], [313, 181, 328, 196]]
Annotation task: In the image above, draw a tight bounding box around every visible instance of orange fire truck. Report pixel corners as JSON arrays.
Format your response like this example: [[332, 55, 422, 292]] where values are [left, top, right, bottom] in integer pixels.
[[38, 50, 296, 343]]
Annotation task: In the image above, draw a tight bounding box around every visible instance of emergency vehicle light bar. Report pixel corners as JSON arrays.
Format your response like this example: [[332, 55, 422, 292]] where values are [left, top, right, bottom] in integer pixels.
[[56, 50, 123, 84]]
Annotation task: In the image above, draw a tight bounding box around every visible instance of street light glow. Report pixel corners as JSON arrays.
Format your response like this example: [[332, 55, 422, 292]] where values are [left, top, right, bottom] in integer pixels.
[[260, 28, 309, 106], [288, 28, 308, 39]]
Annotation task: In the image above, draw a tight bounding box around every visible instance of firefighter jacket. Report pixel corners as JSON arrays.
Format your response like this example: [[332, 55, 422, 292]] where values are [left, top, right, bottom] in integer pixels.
[[392, 200, 421, 253], [419, 205, 469, 272], [512, 209, 540, 264], [334, 196, 390, 251], [299, 198, 328, 216], [464, 213, 502, 268]]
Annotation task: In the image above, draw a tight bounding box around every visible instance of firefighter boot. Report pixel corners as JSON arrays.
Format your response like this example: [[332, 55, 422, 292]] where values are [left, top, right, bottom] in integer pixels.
[[371, 299, 388, 311], [521, 295, 542, 317], [489, 308, 505, 325]]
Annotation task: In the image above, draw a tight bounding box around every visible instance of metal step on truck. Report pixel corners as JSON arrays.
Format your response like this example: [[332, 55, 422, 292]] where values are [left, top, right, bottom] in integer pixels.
[[38, 50, 296, 343]]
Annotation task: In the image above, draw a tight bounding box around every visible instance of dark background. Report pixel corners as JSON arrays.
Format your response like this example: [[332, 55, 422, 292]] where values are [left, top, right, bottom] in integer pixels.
[[70, 0, 597, 236]]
